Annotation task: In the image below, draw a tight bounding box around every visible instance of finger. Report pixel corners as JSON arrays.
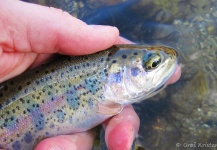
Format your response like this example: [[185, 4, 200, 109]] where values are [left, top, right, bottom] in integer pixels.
[[103, 105, 140, 150], [0, 0, 119, 82], [0, 0, 119, 55], [35, 129, 95, 150], [31, 36, 133, 68], [0, 52, 37, 83], [166, 65, 181, 85], [29, 54, 54, 68]]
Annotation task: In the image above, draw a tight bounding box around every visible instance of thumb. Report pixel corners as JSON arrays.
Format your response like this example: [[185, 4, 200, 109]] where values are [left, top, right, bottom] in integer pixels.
[[0, 0, 119, 55]]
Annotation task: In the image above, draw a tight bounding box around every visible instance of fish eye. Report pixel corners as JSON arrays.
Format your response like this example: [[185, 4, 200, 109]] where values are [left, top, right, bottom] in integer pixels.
[[143, 53, 161, 71]]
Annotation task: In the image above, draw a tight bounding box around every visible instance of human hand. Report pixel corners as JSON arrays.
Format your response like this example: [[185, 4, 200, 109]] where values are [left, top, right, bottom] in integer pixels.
[[0, 0, 119, 82], [0, 1, 140, 150]]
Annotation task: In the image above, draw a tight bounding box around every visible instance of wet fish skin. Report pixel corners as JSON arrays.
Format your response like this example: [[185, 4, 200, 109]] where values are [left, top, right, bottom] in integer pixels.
[[0, 45, 178, 150]]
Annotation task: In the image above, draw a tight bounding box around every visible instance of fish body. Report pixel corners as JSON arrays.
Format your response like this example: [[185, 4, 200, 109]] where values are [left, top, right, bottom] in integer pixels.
[[0, 45, 178, 150]]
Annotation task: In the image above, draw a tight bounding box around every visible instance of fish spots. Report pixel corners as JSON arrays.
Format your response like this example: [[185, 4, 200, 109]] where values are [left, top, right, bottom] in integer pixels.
[[26, 99, 30, 104], [12, 109, 16, 113], [29, 105, 45, 130], [12, 141, 21, 150], [0, 48, 147, 149], [66, 92, 80, 110], [46, 75, 53, 81], [99, 94, 105, 99], [107, 72, 122, 83], [49, 123, 55, 129], [88, 98, 94, 109], [47, 91, 52, 96], [24, 88, 29, 94], [45, 132, 49, 136], [51, 69, 55, 73], [24, 132, 33, 143], [134, 52, 138, 55], [122, 54, 127, 59], [74, 65, 81, 70], [86, 62, 90, 67], [108, 52, 112, 57], [44, 70, 49, 74], [3, 116, 17, 130], [35, 80, 40, 85], [0, 114, 32, 143], [131, 67, 141, 77], [61, 72, 65, 78], [32, 87, 36, 91], [69, 67, 73, 72], [26, 81, 31, 85], [39, 95, 64, 116], [83, 55, 89, 60], [69, 116, 73, 124], [112, 60, 117, 63], [84, 78, 100, 93], [104, 69, 107, 73], [5, 100, 11, 105], [56, 109, 65, 123], [31, 113, 45, 131], [19, 98, 25, 104]]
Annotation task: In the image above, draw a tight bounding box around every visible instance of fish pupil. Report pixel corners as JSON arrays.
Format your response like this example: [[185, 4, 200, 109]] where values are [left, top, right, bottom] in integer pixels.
[[152, 60, 160, 68], [143, 52, 161, 71], [152, 61, 157, 68]]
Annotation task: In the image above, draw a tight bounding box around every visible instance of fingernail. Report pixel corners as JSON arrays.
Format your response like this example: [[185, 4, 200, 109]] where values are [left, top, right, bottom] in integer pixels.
[[48, 145, 63, 150]]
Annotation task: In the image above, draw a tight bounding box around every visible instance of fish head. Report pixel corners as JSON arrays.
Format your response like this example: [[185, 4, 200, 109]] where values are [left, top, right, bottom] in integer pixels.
[[104, 45, 178, 105]]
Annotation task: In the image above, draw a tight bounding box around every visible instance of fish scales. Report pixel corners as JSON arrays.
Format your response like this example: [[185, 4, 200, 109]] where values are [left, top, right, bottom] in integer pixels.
[[0, 47, 112, 149], [0, 45, 178, 150]]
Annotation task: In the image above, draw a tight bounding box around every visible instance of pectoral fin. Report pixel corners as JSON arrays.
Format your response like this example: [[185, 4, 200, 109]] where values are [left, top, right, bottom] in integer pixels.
[[97, 101, 123, 115]]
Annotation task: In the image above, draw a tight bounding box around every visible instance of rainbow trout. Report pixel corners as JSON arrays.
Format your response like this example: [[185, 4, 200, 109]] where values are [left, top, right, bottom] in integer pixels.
[[0, 45, 178, 150]]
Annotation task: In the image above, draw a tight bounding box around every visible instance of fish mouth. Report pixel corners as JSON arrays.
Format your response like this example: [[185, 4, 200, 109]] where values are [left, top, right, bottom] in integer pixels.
[[129, 65, 180, 103], [151, 65, 180, 94], [153, 84, 166, 94], [152, 63, 180, 94]]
